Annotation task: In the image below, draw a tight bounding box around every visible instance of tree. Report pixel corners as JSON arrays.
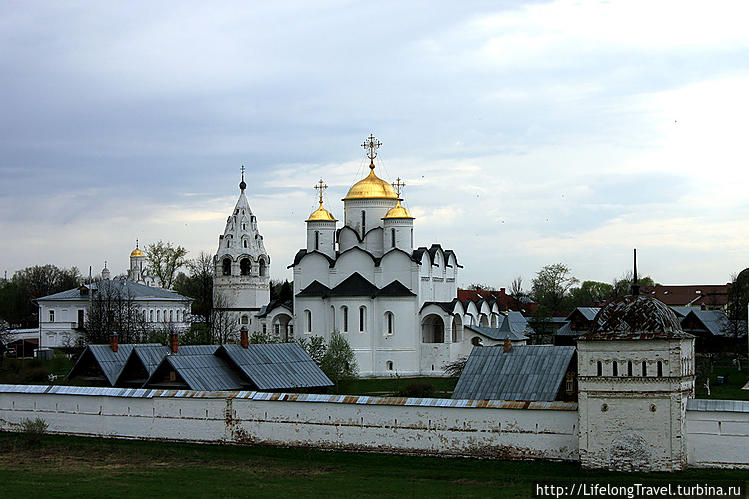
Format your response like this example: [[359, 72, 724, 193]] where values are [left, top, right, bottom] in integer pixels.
[[467, 283, 496, 291], [0, 265, 82, 328], [320, 331, 358, 390], [270, 280, 293, 303], [611, 271, 655, 298], [509, 276, 526, 310], [442, 356, 468, 378], [297, 335, 326, 364], [145, 241, 188, 289], [210, 293, 239, 345], [568, 281, 614, 307], [531, 264, 579, 314], [173, 252, 213, 325], [84, 281, 151, 345]]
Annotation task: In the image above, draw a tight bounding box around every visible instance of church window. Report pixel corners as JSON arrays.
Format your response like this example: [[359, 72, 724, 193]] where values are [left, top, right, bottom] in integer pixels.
[[227, 239, 231, 248], [240, 258, 251, 276], [163, 310, 167, 322], [642, 361, 647, 376], [305, 310, 312, 333], [150, 310, 153, 322], [627, 361, 633, 376], [274, 323, 280, 337], [391, 228, 396, 248], [242, 223, 246, 230], [341, 306, 348, 332], [361, 211, 366, 235], [169, 310, 173, 322], [612, 361, 618, 376], [243, 240, 248, 248], [657, 361, 663, 377], [315, 231, 319, 250], [259, 259, 266, 277], [385, 312, 394, 335], [176, 310, 180, 322], [262, 324, 267, 334], [157, 310, 161, 322], [241, 315, 248, 325], [596, 361, 602, 376], [359, 306, 367, 332], [222, 258, 232, 275], [386, 361, 393, 371], [410, 228, 413, 247], [143, 310, 147, 321]]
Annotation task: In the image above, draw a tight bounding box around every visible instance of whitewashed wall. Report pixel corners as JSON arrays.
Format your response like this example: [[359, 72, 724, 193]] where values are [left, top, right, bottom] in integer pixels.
[[686, 400, 749, 469], [0, 387, 577, 461]]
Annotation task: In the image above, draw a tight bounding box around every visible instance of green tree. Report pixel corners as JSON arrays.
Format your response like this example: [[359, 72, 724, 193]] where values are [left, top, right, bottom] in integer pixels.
[[531, 263, 579, 314], [145, 241, 188, 289], [0, 265, 81, 328], [569, 281, 614, 307], [270, 279, 293, 303], [321, 331, 358, 390], [297, 335, 326, 364], [612, 271, 655, 298]]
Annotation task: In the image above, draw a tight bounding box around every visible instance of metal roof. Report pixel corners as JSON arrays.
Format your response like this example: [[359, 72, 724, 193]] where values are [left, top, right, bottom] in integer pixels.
[[566, 307, 600, 321], [37, 279, 192, 302], [452, 345, 575, 401], [68, 344, 137, 385], [681, 309, 747, 337], [158, 354, 246, 391], [465, 325, 527, 341], [219, 343, 333, 390], [687, 399, 749, 413]]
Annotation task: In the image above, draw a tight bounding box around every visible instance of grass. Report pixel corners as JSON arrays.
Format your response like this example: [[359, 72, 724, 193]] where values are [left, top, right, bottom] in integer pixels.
[[695, 357, 749, 400], [0, 350, 75, 385], [0, 432, 746, 498]]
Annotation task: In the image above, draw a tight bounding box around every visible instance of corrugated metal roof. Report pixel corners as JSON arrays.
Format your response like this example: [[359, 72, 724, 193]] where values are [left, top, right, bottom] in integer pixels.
[[682, 310, 747, 337], [72, 344, 137, 385], [465, 325, 527, 341], [162, 354, 246, 391], [220, 344, 333, 390], [687, 399, 749, 413], [452, 345, 575, 401]]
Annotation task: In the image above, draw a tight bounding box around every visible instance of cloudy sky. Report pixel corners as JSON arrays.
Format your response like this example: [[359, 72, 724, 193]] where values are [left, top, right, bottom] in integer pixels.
[[2, 0, 748, 288]]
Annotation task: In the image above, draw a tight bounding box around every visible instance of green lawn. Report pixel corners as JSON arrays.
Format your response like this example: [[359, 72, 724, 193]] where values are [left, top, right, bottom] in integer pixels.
[[695, 357, 749, 400], [0, 432, 746, 498], [0, 350, 75, 385]]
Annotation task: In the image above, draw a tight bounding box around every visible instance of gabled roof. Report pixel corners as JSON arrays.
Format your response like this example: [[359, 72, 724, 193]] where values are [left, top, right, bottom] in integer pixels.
[[256, 300, 293, 318], [37, 279, 192, 302], [465, 324, 527, 341], [219, 344, 332, 390], [329, 273, 378, 297], [681, 310, 747, 337], [566, 307, 600, 321], [452, 345, 575, 401], [420, 299, 460, 314], [154, 354, 246, 391], [68, 344, 175, 385], [376, 280, 416, 297], [295, 280, 332, 298], [640, 284, 730, 307], [670, 306, 695, 318]]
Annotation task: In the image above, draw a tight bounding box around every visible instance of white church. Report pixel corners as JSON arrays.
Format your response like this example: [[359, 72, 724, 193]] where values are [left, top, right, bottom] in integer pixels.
[[217, 135, 522, 376]]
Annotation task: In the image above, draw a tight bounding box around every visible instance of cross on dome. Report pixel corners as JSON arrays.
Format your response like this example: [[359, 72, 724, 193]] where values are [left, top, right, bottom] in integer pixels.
[[392, 177, 406, 198], [361, 134, 382, 169], [314, 179, 328, 204], [239, 165, 247, 191]]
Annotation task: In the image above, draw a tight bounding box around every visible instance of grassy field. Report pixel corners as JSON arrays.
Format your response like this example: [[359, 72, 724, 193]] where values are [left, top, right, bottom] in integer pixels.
[[695, 357, 749, 400], [0, 432, 746, 498]]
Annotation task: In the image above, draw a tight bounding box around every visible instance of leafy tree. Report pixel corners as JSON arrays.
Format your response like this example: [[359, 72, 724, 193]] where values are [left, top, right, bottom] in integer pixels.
[[611, 271, 655, 298], [0, 265, 81, 328], [145, 241, 188, 289], [531, 263, 579, 314], [297, 335, 326, 364], [321, 331, 358, 390], [173, 252, 213, 325], [249, 330, 278, 344], [568, 281, 614, 307], [467, 283, 496, 291], [727, 269, 749, 323], [270, 279, 293, 302], [179, 323, 213, 345]]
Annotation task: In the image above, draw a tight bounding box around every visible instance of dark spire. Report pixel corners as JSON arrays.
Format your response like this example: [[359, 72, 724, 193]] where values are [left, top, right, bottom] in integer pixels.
[[631, 248, 640, 296], [239, 165, 246, 191]]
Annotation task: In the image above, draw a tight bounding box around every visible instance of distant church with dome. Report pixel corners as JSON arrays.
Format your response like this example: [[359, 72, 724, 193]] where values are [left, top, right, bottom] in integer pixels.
[[215, 135, 514, 376]]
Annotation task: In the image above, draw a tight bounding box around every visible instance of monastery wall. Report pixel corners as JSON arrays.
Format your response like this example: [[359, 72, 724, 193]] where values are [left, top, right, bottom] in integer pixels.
[[686, 400, 749, 469], [0, 386, 577, 461]]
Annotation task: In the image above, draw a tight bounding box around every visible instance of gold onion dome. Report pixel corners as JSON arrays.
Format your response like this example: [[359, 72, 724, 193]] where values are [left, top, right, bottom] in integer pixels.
[[343, 166, 398, 200], [130, 248, 144, 257], [383, 200, 414, 219], [306, 202, 337, 222]]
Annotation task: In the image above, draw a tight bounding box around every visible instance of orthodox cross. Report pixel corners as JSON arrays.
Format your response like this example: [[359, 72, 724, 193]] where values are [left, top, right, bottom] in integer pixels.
[[314, 179, 328, 204], [361, 134, 382, 168], [392, 177, 406, 198], [241, 165, 245, 181]]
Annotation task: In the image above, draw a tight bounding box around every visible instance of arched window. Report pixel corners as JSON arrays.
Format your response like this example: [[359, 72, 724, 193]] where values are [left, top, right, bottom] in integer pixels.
[[163, 310, 167, 322], [657, 361, 663, 377], [642, 361, 647, 377], [341, 306, 348, 332], [305, 310, 312, 333], [243, 240, 248, 248], [359, 306, 366, 332], [597, 361, 602, 376], [612, 361, 618, 376], [391, 228, 396, 248], [150, 310, 153, 322], [315, 231, 319, 250], [386, 361, 394, 371], [259, 259, 266, 277], [222, 258, 232, 276], [240, 258, 251, 276], [169, 310, 173, 322], [627, 361, 632, 377], [241, 315, 248, 325], [361, 210, 366, 235], [143, 310, 147, 321], [242, 223, 246, 230], [385, 312, 394, 335], [410, 228, 413, 247], [157, 310, 161, 322]]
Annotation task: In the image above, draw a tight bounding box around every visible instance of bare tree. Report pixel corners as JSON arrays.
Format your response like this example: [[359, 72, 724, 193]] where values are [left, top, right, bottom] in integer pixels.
[[145, 241, 188, 289], [84, 281, 150, 345], [210, 293, 239, 345]]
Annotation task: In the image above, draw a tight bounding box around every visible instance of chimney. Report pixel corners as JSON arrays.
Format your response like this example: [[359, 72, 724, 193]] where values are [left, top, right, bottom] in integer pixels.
[[503, 338, 512, 353], [240, 329, 249, 349], [109, 333, 118, 353], [169, 332, 179, 354], [500, 288, 506, 294], [700, 303, 707, 311]]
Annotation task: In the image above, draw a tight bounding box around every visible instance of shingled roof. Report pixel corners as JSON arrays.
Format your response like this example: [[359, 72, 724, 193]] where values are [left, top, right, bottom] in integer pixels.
[[452, 345, 575, 401]]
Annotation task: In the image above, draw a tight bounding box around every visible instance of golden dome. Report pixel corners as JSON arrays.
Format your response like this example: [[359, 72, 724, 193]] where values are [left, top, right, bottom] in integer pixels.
[[343, 166, 398, 200], [306, 202, 337, 222], [383, 200, 414, 220], [130, 248, 144, 258]]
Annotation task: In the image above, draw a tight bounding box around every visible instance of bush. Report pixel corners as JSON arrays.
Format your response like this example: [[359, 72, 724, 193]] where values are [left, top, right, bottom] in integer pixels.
[[20, 417, 48, 446], [398, 381, 434, 398]]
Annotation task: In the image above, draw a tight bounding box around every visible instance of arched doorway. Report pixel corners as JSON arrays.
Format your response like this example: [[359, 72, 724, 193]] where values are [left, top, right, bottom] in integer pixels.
[[421, 314, 445, 343], [272, 313, 293, 342], [451, 315, 463, 342]]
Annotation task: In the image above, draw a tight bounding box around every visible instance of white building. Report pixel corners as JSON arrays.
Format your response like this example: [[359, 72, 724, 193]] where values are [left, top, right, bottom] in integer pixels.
[[212, 170, 271, 335], [577, 286, 696, 472]]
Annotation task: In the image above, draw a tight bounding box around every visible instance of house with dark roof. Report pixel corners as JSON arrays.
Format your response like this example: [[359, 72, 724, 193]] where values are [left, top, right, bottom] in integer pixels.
[[680, 309, 747, 352], [640, 284, 731, 310], [554, 307, 601, 346]]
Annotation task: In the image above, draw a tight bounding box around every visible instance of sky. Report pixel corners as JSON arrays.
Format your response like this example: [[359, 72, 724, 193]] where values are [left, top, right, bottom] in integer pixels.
[[1, 0, 748, 289]]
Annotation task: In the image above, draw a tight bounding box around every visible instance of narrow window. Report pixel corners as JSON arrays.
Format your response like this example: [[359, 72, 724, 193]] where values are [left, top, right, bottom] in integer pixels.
[[242, 223, 246, 230], [361, 210, 366, 235], [49, 310, 55, 322], [240, 258, 251, 276], [222, 258, 232, 275], [657, 361, 663, 377], [597, 361, 602, 376], [565, 373, 575, 394], [359, 306, 366, 332], [157, 310, 161, 322], [627, 361, 633, 377], [243, 240, 248, 248], [241, 315, 248, 325], [169, 310, 173, 322], [163, 310, 167, 322], [410, 228, 413, 247], [386, 312, 394, 335], [150, 310, 153, 322], [386, 361, 394, 371], [262, 324, 267, 334], [305, 310, 312, 333], [143, 310, 147, 321], [259, 260, 266, 277], [315, 231, 319, 250], [391, 228, 396, 248], [612, 362, 618, 376], [176, 310, 180, 322], [342, 306, 348, 332], [642, 361, 647, 377]]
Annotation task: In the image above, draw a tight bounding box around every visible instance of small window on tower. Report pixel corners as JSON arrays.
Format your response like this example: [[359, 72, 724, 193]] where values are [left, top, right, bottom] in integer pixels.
[[315, 231, 319, 250], [240, 258, 251, 276], [391, 228, 396, 248], [222, 258, 232, 276], [361, 210, 366, 235]]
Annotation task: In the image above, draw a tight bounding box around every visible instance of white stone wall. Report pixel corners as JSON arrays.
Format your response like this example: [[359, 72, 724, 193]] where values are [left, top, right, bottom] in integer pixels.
[[687, 408, 749, 468], [0, 388, 578, 461]]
